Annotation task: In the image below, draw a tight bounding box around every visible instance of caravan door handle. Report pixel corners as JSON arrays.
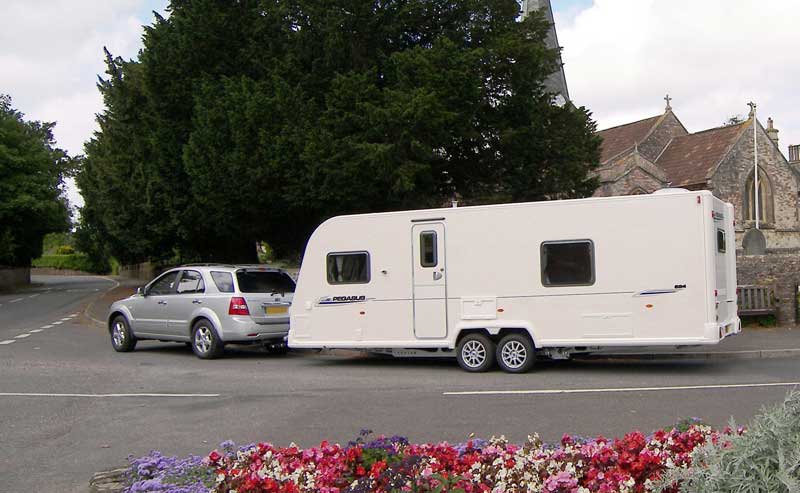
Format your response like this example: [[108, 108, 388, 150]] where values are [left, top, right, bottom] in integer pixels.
[[433, 271, 443, 281]]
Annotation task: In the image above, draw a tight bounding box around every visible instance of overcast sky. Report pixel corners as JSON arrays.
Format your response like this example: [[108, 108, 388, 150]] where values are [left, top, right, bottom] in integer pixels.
[[3, 0, 798, 210]]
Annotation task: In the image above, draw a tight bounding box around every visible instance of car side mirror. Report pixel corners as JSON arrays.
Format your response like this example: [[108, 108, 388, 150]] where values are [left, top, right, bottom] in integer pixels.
[[137, 286, 146, 297]]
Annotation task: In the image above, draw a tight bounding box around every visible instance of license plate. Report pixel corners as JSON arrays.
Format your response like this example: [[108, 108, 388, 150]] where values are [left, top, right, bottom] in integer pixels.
[[265, 306, 288, 315]]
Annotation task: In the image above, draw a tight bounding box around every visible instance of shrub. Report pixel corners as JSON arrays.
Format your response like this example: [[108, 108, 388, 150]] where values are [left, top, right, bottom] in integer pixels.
[[55, 245, 75, 255], [656, 391, 800, 492], [31, 253, 109, 274]]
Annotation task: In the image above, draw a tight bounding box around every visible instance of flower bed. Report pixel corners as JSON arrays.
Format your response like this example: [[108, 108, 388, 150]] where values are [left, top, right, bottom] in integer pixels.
[[126, 424, 739, 493]]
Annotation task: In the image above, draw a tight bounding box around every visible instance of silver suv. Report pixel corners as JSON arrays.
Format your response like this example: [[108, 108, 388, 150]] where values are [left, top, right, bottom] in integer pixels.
[[107, 264, 295, 359]]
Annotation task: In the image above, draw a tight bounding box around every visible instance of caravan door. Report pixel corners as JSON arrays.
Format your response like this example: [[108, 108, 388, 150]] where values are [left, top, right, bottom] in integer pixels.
[[412, 224, 447, 338]]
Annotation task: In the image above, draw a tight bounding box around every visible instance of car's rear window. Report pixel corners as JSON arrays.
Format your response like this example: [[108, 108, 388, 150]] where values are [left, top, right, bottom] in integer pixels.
[[235, 270, 296, 294]]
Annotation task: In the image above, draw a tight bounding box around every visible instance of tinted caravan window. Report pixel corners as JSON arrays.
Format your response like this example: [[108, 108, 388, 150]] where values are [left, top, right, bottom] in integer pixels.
[[717, 229, 726, 253], [541, 240, 595, 286], [420, 231, 437, 267], [327, 252, 370, 284]]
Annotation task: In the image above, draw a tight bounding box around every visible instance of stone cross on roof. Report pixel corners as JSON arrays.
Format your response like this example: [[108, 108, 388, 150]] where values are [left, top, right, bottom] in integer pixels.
[[664, 94, 672, 111]]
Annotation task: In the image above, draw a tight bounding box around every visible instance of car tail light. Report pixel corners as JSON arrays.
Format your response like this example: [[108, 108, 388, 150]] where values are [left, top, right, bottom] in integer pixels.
[[229, 297, 249, 316]]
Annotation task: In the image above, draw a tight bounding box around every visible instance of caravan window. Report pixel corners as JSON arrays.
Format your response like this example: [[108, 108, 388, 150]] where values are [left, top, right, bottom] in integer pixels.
[[717, 229, 726, 253], [327, 252, 370, 284], [420, 231, 438, 267], [541, 240, 595, 287]]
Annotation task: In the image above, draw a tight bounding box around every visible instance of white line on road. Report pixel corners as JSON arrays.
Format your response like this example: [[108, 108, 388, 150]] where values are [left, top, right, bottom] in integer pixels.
[[9, 298, 24, 303], [28, 294, 39, 299], [29, 329, 43, 333], [0, 392, 221, 398], [0, 340, 15, 345], [443, 382, 800, 396], [40, 325, 53, 329], [52, 321, 63, 325], [14, 334, 31, 339], [59, 318, 71, 322]]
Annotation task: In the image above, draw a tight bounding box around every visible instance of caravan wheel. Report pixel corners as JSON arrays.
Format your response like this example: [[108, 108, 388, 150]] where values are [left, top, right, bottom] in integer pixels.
[[496, 334, 535, 373], [456, 333, 496, 372]]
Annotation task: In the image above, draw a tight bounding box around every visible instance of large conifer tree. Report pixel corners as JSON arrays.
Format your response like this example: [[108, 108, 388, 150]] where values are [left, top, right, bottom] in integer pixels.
[[79, 0, 600, 262]]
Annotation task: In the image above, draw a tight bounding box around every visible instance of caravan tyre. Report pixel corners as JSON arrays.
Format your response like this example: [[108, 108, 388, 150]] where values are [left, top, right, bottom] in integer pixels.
[[456, 333, 496, 372], [496, 333, 535, 373]]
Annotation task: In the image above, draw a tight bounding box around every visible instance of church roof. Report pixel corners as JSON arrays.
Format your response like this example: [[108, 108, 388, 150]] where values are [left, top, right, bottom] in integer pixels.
[[655, 122, 748, 187], [597, 115, 662, 163]]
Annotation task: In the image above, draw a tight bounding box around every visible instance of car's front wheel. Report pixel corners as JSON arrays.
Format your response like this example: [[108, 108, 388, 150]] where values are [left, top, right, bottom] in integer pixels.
[[191, 319, 224, 359], [110, 315, 137, 352]]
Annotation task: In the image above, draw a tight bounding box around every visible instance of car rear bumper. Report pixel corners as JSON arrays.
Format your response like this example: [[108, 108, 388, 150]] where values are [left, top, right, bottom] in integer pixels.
[[218, 316, 289, 342]]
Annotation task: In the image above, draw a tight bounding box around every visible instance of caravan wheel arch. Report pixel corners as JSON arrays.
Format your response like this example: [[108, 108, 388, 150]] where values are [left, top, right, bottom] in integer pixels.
[[453, 324, 539, 349]]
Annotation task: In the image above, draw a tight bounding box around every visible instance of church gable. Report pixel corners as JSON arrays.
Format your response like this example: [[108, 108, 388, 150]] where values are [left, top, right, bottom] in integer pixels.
[[710, 119, 800, 231]]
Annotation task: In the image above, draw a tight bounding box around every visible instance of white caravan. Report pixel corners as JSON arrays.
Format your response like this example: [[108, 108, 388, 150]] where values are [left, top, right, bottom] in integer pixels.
[[288, 190, 741, 373]]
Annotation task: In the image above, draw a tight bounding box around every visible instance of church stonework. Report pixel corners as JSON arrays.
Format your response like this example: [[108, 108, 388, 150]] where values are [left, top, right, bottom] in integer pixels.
[[595, 103, 800, 324]]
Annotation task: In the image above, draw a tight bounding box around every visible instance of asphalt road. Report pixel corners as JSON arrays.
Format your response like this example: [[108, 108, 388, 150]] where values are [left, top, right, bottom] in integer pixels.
[[2, 275, 800, 492]]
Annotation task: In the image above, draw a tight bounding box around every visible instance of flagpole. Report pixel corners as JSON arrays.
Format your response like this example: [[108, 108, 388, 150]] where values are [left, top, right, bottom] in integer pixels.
[[749, 101, 759, 229]]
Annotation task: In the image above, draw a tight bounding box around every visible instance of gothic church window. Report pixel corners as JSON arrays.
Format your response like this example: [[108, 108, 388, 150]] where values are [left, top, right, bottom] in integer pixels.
[[743, 168, 774, 224]]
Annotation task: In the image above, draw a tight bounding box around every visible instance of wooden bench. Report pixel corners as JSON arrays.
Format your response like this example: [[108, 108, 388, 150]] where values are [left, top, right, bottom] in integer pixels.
[[737, 285, 777, 316]]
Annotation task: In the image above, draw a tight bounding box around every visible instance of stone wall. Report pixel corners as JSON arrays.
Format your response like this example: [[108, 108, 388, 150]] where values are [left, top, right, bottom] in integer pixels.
[[0, 267, 30, 291], [118, 262, 169, 282], [593, 152, 666, 197], [737, 253, 800, 325]]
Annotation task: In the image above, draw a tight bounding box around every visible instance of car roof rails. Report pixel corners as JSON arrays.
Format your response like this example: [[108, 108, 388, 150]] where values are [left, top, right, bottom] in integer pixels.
[[182, 263, 237, 268]]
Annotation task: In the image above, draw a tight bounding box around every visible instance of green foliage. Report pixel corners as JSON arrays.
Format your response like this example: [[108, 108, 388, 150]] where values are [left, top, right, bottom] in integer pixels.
[[32, 254, 109, 274], [0, 95, 71, 266], [55, 245, 75, 255], [42, 232, 73, 254], [657, 391, 800, 492], [79, 0, 601, 262]]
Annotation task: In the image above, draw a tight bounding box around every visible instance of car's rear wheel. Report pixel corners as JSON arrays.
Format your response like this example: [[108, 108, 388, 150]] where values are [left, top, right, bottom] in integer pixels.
[[456, 333, 495, 372], [191, 319, 224, 359], [110, 315, 137, 352], [496, 333, 536, 374]]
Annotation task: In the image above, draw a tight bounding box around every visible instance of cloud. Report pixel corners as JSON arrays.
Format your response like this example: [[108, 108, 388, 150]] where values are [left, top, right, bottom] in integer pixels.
[[1, 1, 168, 210], [557, 0, 800, 155]]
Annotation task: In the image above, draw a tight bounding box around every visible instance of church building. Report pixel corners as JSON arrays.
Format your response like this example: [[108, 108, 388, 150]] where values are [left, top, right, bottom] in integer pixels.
[[595, 101, 800, 324], [525, 0, 800, 324]]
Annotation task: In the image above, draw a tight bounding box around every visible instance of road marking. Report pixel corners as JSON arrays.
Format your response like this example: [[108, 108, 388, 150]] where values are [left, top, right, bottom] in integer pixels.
[[52, 321, 63, 325], [65, 314, 76, 319], [59, 318, 71, 322], [14, 334, 31, 339], [28, 294, 39, 299], [9, 298, 24, 303], [0, 392, 221, 398], [29, 329, 43, 333], [71, 313, 80, 316], [443, 382, 800, 396], [0, 340, 15, 345], [40, 325, 53, 329]]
